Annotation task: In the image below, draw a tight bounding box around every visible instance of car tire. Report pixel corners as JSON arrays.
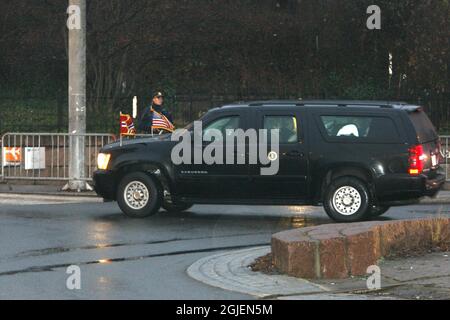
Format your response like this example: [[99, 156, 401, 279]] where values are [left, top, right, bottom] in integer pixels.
[[370, 205, 390, 217], [162, 201, 193, 213], [323, 177, 371, 222], [117, 172, 162, 218]]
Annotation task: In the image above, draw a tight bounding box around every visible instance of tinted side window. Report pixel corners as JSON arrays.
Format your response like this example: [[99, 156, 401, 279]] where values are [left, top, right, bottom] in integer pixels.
[[320, 115, 400, 142], [264, 116, 298, 144]]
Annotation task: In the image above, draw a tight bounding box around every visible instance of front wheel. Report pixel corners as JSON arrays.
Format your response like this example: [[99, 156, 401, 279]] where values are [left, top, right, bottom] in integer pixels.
[[117, 172, 162, 218], [323, 177, 371, 222]]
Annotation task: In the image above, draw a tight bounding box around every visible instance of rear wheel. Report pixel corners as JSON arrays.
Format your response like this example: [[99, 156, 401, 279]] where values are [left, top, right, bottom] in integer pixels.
[[117, 172, 162, 218], [323, 177, 371, 222]]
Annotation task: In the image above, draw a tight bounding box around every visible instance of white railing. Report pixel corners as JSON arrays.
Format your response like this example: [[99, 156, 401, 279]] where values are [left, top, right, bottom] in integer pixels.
[[1, 133, 449, 181], [0, 133, 116, 181], [440, 135, 450, 181]]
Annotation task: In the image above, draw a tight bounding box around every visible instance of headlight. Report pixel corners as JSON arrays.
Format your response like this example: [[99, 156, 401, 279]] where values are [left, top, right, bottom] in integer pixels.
[[97, 153, 111, 170]]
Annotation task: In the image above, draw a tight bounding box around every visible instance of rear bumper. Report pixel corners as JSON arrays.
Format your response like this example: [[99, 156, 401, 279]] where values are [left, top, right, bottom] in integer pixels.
[[424, 173, 446, 197], [93, 170, 116, 200], [376, 173, 446, 203]]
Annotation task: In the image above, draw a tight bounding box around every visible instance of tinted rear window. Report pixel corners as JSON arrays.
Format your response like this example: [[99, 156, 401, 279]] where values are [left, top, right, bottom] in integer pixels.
[[320, 115, 400, 142], [408, 111, 438, 143]]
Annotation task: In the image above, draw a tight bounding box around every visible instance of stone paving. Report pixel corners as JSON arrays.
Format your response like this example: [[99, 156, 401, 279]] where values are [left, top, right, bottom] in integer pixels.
[[187, 246, 450, 300], [187, 246, 391, 299], [187, 246, 329, 298]]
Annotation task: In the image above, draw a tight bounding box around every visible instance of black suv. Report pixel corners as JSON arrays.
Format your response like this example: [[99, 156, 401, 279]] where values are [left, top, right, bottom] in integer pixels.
[[93, 100, 445, 222]]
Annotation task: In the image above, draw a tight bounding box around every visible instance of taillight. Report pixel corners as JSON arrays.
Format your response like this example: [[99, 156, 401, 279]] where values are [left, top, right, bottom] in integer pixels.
[[408, 145, 426, 175]]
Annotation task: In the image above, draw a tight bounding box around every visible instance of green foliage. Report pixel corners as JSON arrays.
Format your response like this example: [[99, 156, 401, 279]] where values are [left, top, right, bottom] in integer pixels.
[[0, 98, 62, 133], [342, 78, 389, 100]]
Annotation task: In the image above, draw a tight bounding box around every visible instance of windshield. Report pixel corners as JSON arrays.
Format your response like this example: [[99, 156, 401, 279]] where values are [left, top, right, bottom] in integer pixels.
[[183, 111, 209, 131]]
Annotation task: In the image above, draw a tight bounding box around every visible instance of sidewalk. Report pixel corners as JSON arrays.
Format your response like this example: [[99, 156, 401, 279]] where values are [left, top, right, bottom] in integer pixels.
[[187, 246, 450, 300], [306, 250, 450, 300], [0, 183, 97, 197], [420, 190, 450, 204]]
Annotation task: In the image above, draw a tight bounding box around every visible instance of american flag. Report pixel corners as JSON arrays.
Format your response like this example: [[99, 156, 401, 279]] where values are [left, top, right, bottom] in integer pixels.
[[152, 110, 175, 132]]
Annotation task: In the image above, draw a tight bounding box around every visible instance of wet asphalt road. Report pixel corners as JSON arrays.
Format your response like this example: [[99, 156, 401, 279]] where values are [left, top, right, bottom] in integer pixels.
[[0, 197, 450, 299]]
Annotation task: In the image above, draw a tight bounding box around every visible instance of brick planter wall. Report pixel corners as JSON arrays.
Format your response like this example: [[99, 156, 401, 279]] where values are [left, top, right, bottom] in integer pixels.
[[271, 218, 450, 279]]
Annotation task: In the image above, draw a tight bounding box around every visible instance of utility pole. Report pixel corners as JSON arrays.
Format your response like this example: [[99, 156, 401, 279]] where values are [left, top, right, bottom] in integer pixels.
[[64, 0, 90, 191]]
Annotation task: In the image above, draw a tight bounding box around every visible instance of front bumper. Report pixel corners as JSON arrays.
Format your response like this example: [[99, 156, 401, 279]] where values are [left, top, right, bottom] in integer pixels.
[[93, 170, 116, 200]]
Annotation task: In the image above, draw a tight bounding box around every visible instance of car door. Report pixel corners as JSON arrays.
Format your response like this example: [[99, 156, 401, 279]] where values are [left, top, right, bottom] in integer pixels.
[[173, 110, 251, 199], [250, 108, 309, 200]]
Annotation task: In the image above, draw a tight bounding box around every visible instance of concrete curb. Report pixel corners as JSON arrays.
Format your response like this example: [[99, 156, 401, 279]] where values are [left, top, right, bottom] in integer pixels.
[[272, 218, 450, 279], [419, 190, 450, 204], [420, 197, 450, 204], [0, 193, 102, 204], [0, 184, 98, 197]]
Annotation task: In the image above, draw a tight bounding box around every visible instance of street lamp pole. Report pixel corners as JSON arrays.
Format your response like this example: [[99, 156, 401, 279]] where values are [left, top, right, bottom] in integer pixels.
[[64, 0, 89, 191]]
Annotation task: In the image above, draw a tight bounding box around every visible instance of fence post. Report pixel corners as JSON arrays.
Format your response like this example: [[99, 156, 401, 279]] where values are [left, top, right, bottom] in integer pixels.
[[57, 94, 63, 132], [0, 134, 3, 180]]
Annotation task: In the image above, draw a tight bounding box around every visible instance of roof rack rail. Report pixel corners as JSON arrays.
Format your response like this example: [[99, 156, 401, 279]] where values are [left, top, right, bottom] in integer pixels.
[[245, 100, 411, 108], [247, 102, 300, 107]]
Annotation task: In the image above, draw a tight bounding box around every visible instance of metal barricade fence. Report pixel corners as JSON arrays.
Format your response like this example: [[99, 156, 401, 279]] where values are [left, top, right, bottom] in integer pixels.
[[0, 133, 116, 181], [440, 135, 450, 181], [1, 133, 449, 182]]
